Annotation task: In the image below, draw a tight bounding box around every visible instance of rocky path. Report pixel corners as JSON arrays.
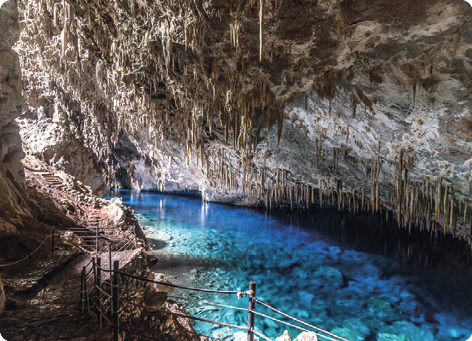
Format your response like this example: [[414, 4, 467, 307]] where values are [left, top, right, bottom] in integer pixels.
[[0, 252, 111, 341]]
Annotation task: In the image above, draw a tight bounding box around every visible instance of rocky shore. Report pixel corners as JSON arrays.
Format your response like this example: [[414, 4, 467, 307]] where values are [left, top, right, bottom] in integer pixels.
[[0, 156, 212, 340]]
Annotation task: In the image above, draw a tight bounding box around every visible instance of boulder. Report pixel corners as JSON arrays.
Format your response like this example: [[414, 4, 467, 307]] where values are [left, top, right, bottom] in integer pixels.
[[293, 331, 318, 341], [143, 287, 168, 310], [151, 273, 175, 297]]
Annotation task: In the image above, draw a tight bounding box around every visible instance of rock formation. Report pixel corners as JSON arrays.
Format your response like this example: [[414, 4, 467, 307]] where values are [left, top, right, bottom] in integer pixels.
[[2, 0, 472, 240], [0, 0, 31, 224]]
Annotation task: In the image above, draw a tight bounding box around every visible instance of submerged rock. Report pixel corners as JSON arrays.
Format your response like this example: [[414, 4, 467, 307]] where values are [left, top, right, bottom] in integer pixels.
[[388, 321, 435, 341], [314, 266, 343, 287], [233, 331, 260, 341], [377, 334, 412, 341], [330, 327, 367, 341], [367, 297, 402, 323]]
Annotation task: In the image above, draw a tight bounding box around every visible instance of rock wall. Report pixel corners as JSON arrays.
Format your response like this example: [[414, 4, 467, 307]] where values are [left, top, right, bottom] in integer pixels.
[[11, 0, 472, 239], [0, 0, 31, 224], [0, 274, 5, 316]]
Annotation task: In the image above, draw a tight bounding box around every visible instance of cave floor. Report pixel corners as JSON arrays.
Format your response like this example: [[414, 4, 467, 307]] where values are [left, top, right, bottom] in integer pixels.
[[0, 248, 111, 341]]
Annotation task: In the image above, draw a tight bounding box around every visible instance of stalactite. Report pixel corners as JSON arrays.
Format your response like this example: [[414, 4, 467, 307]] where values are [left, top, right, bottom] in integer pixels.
[[289, 185, 293, 210], [395, 149, 404, 222], [319, 180, 323, 209], [332, 147, 339, 175], [464, 198, 469, 236], [450, 187, 456, 236], [259, 0, 265, 61], [435, 177, 442, 222]]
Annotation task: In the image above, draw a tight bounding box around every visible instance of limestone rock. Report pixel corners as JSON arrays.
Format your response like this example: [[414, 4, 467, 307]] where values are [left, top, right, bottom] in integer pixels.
[[293, 332, 318, 341], [18, 119, 105, 195], [151, 273, 175, 297], [143, 287, 168, 310], [275, 330, 292, 341], [164, 301, 194, 333]]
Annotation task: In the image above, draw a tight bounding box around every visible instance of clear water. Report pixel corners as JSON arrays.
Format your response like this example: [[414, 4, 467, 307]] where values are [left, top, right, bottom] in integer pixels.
[[105, 189, 472, 341]]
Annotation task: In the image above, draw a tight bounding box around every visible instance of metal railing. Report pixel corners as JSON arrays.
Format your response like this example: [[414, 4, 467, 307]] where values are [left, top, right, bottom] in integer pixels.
[[80, 258, 352, 341], [53, 224, 138, 254]]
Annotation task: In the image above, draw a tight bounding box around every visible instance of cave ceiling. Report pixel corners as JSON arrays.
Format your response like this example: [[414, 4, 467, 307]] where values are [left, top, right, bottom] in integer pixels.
[[10, 0, 472, 237]]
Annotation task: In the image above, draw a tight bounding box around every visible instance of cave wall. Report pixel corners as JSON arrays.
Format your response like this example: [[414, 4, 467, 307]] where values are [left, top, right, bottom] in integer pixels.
[[0, 0, 31, 228], [12, 0, 472, 239]]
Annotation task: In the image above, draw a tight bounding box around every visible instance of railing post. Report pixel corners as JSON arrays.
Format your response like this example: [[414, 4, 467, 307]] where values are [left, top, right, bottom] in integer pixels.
[[112, 260, 120, 341], [247, 281, 256, 341], [108, 243, 113, 318], [80, 268, 85, 313], [97, 257, 102, 328], [83, 266, 89, 312], [92, 258, 97, 284], [95, 228, 98, 253]]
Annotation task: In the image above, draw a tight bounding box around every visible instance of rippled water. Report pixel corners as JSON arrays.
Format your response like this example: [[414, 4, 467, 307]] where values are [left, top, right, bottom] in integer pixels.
[[105, 189, 472, 341]]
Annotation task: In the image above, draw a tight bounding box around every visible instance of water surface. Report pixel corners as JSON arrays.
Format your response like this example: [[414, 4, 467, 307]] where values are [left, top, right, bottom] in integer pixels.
[[106, 189, 472, 341]]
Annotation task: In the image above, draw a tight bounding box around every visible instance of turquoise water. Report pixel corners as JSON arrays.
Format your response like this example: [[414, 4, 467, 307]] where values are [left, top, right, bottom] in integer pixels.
[[106, 190, 472, 341]]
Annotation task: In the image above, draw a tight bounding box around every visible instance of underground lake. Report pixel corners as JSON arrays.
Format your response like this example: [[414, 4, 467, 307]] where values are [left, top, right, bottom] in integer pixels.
[[105, 189, 472, 341]]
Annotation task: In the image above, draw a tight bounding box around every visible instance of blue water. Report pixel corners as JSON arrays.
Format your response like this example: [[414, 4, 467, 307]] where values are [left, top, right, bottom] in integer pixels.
[[106, 190, 472, 341]]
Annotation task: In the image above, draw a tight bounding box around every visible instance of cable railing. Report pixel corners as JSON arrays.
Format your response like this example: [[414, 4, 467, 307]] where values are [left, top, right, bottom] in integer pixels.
[[80, 258, 352, 341]]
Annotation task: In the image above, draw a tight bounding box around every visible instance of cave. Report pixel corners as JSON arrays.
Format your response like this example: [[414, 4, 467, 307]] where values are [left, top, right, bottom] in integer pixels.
[[1, 0, 472, 340]]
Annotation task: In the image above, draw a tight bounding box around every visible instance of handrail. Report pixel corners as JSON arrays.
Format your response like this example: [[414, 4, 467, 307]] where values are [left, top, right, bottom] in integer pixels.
[[85, 256, 352, 341], [254, 298, 351, 341], [0, 226, 54, 267], [96, 264, 241, 295], [116, 297, 273, 341]]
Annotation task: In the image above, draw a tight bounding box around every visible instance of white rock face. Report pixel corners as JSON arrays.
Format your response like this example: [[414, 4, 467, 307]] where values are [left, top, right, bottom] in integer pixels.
[[4, 0, 472, 241], [18, 118, 105, 194], [0, 0, 31, 221]]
